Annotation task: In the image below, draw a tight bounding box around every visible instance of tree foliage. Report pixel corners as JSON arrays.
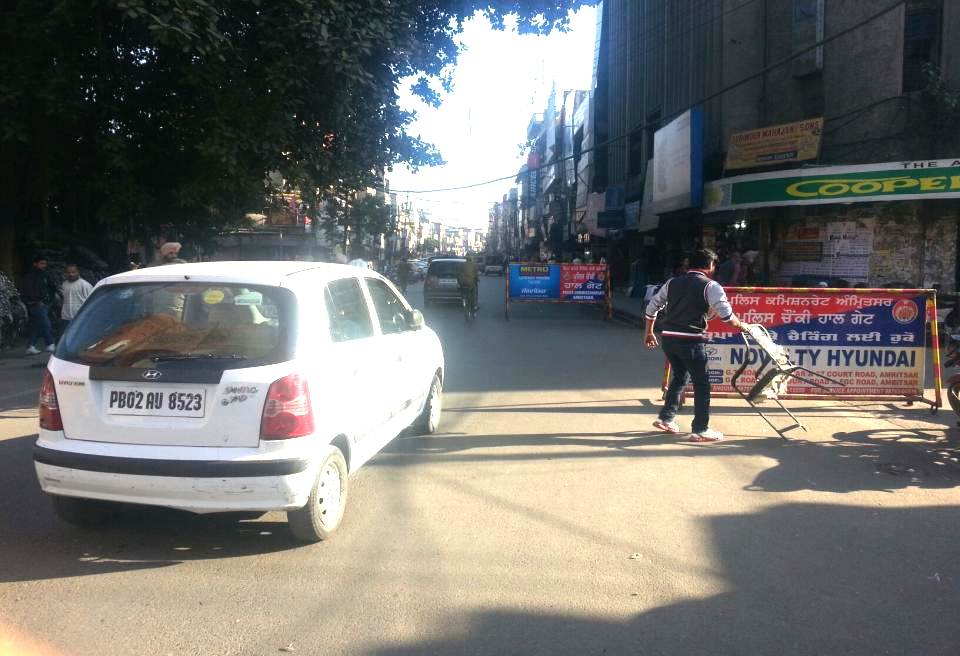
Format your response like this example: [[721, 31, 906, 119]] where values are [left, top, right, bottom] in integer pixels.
[[0, 0, 588, 271], [342, 195, 393, 255]]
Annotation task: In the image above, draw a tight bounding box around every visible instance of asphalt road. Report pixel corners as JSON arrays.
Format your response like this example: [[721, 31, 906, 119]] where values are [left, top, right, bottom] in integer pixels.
[[1, 275, 960, 655]]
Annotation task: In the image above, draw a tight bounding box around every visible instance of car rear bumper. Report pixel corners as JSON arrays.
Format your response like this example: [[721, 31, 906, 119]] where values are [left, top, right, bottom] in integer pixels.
[[424, 288, 461, 301], [34, 445, 315, 513]]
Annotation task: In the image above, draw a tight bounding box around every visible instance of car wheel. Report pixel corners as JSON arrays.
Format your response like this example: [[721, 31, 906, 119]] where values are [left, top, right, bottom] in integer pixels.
[[413, 374, 442, 435], [51, 495, 121, 528], [287, 448, 349, 543]]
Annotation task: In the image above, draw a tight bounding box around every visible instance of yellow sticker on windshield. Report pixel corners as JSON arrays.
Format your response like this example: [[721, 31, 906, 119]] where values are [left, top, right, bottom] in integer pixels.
[[203, 289, 225, 305]]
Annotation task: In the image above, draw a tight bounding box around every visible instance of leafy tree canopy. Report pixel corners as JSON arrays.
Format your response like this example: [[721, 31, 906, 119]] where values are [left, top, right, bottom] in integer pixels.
[[0, 0, 588, 270]]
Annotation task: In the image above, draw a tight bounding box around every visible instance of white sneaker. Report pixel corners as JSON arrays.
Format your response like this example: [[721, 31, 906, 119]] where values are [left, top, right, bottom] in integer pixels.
[[689, 428, 724, 443], [653, 419, 682, 434], [45, 344, 56, 353], [25, 346, 41, 355]]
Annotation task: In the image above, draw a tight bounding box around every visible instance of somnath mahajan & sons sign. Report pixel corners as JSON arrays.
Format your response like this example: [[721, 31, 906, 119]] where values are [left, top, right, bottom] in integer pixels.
[[704, 159, 960, 212]]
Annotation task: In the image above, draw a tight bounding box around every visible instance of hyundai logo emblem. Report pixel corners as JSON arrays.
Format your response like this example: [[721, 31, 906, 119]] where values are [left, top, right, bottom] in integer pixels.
[[142, 369, 163, 380]]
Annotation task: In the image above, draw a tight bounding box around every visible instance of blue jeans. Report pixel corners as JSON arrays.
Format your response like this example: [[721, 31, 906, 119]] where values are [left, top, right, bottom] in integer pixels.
[[28, 303, 54, 348], [659, 337, 711, 433]]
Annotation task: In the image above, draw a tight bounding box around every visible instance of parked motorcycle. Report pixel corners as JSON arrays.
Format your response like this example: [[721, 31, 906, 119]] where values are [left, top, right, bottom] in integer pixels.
[[0, 271, 27, 350], [945, 331, 960, 424]]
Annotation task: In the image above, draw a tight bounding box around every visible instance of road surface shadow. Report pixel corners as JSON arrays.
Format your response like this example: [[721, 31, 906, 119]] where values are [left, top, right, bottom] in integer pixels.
[[0, 434, 304, 583], [384, 426, 960, 493], [371, 502, 960, 656]]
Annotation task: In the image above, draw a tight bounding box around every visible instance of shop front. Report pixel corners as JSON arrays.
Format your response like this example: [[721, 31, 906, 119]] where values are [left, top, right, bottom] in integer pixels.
[[704, 159, 960, 291]]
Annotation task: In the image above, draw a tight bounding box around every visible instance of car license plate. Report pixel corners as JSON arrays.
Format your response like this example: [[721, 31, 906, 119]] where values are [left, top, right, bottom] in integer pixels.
[[440, 277, 457, 285], [104, 386, 206, 418]]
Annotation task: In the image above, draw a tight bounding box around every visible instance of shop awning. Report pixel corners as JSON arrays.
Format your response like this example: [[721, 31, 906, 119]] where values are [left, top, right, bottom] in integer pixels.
[[703, 158, 960, 213]]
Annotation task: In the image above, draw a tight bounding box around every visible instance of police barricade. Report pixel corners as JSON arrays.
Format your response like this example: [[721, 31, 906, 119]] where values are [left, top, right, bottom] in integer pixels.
[[662, 287, 943, 409], [504, 263, 612, 320]]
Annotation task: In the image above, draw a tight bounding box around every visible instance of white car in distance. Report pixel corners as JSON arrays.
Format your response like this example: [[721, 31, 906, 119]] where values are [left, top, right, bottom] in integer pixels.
[[34, 262, 444, 542]]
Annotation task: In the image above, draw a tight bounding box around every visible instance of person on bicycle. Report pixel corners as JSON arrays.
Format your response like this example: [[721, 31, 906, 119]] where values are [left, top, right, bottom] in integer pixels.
[[458, 255, 479, 312]]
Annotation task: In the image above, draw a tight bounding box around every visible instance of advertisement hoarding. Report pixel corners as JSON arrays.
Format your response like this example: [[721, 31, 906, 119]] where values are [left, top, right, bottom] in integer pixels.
[[725, 118, 823, 170], [704, 159, 960, 213], [671, 289, 940, 406], [506, 264, 611, 319], [560, 265, 607, 302], [508, 264, 559, 299], [652, 109, 704, 213]]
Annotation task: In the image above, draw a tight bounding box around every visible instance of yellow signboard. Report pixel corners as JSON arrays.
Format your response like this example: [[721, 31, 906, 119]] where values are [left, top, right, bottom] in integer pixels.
[[726, 118, 823, 170]]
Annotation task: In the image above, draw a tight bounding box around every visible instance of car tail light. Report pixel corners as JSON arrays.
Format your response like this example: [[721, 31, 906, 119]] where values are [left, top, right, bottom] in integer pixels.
[[39, 369, 63, 431], [425, 277, 435, 288], [260, 374, 314, 440]]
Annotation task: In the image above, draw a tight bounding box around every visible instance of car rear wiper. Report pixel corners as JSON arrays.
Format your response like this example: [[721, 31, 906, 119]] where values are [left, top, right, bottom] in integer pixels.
[[151, 353, 248, 362]]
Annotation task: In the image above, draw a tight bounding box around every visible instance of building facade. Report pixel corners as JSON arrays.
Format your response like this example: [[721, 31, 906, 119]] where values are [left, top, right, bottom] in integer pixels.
[[592, 0, 960, 291]]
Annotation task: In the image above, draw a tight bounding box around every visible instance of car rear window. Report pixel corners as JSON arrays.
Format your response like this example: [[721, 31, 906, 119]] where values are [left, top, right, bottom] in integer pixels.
[[56, 282, 295, 368], [428, 260, 464, 276]]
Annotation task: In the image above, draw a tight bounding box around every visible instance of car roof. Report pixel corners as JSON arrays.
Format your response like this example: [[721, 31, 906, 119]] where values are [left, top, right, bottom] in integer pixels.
[[428, 258, 465, 264], [99, 261, 376, 288]]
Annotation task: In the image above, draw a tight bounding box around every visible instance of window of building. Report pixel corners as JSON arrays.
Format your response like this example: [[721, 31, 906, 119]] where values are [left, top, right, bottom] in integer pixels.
[[791, 0, 824, 78], [903, 0, 943, 92], [627, 130, 644, 177]]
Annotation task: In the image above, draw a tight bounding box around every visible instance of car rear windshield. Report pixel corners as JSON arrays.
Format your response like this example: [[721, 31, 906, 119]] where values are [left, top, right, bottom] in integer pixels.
[[428, 260, 464, 276], [56, 282, 296, 368]]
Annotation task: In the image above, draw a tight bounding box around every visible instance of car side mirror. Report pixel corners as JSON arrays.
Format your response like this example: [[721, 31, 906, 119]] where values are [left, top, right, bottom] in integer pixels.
[[407, 309, 425, 330]]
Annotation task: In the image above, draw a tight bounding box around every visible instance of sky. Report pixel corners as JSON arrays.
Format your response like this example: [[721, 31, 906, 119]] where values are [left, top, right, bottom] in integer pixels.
[[388, 5, 599, 231]]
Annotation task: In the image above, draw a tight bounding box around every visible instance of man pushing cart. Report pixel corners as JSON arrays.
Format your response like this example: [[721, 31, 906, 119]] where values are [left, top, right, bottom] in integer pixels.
[[645, 249, 744, 443], [645, 248, 846, 442]]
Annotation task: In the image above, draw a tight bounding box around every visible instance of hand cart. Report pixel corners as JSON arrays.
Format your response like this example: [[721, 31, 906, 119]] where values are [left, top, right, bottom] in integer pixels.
[[731, 323, 846, 440]]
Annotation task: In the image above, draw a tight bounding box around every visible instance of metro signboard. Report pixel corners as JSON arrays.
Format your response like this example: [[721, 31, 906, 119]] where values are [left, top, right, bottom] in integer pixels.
[[704, 159, 960, 212], [505, 263, 611, 319]]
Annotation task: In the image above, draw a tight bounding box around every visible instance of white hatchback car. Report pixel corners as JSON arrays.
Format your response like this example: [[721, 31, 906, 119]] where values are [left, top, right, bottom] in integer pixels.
[[34, 262, 444, 541]]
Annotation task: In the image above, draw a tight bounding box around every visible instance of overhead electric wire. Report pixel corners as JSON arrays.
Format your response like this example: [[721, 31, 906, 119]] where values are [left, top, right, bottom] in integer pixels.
[[390, 0, 907, 196]]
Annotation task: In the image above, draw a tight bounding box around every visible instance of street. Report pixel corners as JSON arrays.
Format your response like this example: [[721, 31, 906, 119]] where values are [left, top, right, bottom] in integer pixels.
[[2, 274, 960, 656]]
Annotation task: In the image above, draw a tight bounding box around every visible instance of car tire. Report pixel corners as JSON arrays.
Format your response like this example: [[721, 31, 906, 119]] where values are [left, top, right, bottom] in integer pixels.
[[413, 374, 442, 435], [51, 495, 120, 528], [287, 448, 349, 543]]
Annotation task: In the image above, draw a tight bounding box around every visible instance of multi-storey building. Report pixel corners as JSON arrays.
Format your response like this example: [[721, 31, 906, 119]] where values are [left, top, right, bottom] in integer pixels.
[[593, 0, 960, 289]]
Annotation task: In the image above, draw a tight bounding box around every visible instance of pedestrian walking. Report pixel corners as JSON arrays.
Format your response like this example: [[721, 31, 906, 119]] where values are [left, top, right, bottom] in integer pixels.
[[671, 256, 689, 278], [396, 257, 409, 294], [644, 249, 744, 442], [155, 241, 186, 265], [715, 251, 742, 286], [60, 264, 93, 335], [20, 255, 58, 355]]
